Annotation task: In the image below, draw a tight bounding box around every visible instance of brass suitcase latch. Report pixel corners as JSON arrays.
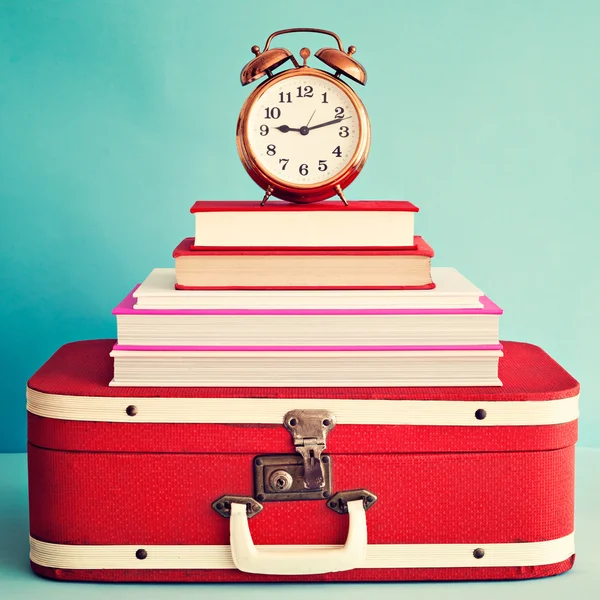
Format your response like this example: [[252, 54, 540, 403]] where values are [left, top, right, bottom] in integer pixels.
[[254, 409, 336, 501]]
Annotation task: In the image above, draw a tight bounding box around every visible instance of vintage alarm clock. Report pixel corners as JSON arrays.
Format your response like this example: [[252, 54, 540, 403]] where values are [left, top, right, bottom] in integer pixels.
[[236, 28, 371, 205]]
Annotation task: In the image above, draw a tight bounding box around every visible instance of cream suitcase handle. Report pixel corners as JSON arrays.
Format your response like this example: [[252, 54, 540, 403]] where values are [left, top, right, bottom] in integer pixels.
[[229, 499, 368, 575]]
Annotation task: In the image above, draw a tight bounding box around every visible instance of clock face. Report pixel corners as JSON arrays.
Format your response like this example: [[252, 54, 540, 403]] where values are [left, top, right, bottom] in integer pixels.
[[245, 73, 361, 187]]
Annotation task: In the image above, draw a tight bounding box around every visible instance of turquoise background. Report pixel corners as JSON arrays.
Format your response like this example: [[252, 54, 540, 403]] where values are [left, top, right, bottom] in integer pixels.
[[1, 0, 598, 453]]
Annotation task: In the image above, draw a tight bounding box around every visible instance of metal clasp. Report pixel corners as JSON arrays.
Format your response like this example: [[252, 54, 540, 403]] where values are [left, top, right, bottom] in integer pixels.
[[284, 409, 336, 490]]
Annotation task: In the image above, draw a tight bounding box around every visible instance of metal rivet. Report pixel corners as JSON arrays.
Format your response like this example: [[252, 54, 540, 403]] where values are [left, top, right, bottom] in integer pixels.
[[473, 548, 485, 559], [475, 409, 487, 420], [255, 458, 263, 466], [126, 405, 138, 417], [256, 493, 265, 502], [289, 418, 298, 427], [216, 502, 223, 510], [329, 501, 337, 508], [322, 455, 329, 463], [322, 419, 331, 427], [366, 495, 374, 503], [135, 549, 147, 560], [322, 491, 331, 498]]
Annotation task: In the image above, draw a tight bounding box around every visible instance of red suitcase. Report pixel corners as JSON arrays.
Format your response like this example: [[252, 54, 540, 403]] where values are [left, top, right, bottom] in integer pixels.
[[27, 339, 578, 582]]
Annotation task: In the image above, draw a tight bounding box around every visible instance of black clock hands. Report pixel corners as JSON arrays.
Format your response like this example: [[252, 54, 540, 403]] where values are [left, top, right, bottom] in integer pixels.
[[276, 124, 312, 136], [275, 116, 351, 135]]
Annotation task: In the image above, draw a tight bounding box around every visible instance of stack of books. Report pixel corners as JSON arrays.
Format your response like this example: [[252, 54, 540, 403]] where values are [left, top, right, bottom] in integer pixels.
[[110, 201, 503, 386]]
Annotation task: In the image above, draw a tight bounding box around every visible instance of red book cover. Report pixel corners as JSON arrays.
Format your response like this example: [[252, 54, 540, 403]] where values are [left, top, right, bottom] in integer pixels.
[[190, 200, 419, 213], [173, 236, 436, 291], [174, 236, 434, 257]]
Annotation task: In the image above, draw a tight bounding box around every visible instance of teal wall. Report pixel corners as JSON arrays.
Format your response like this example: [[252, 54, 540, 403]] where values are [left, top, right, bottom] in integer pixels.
[[1, 0, 598, 452]]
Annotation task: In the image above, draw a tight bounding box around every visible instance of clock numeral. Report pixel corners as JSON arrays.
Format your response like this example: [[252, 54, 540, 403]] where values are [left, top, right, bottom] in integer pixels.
[[264, 107, 281, 119], [318, 160, 328, 172], [266, 144, 276, 156], [299, 163, 309, 176], [335, 107, 345, 119], [322, 92, 328, 103], [278, 91, 292, 103], [279, 158, 289, 170], [332, 146, 342, 157], [339, 126, 349, 138], [296, 85, 313, 98], [259, 125, 269, 136]]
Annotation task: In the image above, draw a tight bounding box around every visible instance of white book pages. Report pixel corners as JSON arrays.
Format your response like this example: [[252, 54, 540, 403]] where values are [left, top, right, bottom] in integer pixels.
[[110, 349, 503, 387], [115, 313, 500, 346], [194, 209, 415, 248], [133, 267, 484, 310]]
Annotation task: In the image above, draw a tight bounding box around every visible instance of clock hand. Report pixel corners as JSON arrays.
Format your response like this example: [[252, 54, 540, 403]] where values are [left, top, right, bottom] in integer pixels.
[[275, 123, 312, 136], [308, 116, 352, 131], [305, 110, 316, 128], [274, 125, 302, 133]]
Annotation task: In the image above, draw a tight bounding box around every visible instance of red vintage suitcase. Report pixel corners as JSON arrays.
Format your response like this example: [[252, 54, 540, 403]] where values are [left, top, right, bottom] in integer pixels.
[[27, 339, 578, 582]]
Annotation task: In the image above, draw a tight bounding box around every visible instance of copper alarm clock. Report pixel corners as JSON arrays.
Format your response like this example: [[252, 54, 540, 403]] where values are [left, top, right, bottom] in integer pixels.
[[236, 28, 370, 205]]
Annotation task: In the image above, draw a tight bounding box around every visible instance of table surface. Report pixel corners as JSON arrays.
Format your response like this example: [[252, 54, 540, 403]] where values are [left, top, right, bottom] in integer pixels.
[[1, 449, 599, 598]]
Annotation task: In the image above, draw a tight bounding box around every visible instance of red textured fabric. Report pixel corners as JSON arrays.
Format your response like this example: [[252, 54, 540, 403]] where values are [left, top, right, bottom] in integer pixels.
[[190, 200, 420, 213], [28, 445, 574, 546], [27, 339, 580, 401], [27, 339, 578, 582], [26, 339, 579, 453], [27, 415, 578, 454], [32, 556, 575, 582]]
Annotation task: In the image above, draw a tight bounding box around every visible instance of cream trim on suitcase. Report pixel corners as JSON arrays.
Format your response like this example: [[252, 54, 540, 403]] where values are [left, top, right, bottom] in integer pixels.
[[26, 387, 579, 426], [30, 531, 575, 572]]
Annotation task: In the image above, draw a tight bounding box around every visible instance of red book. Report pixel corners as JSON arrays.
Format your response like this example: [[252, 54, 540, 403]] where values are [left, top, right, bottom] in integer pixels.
[[189, 200, 419, 250], [173, 236, 435, 290], [27, 339, 578, 582]]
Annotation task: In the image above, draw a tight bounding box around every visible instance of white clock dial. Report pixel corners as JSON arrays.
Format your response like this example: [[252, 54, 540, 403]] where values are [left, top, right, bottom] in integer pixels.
[[246, 74, 360, 186]]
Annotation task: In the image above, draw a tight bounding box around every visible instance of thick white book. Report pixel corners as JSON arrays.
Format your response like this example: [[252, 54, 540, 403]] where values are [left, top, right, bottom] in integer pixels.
[[110, 348, 503, 387], [133, 267, 484, 310], [115, 290, 502, 347]]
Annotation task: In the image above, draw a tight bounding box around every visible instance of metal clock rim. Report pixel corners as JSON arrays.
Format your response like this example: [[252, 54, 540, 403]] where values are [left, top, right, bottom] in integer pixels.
[[236, 67, 371, 201]]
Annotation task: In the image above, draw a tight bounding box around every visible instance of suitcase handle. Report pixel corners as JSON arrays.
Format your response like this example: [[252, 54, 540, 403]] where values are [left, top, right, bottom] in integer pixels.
[[229, 499, 367, 575]]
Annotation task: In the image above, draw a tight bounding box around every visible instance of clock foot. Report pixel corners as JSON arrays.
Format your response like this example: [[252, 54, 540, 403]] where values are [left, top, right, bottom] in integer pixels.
[[335, 185, 349, 206], [260, 186, 274, 206]]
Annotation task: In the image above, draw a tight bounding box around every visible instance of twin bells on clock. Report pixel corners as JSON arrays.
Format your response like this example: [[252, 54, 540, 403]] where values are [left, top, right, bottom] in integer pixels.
[[240, 28, 367, 87], [236, 28, 371, 205]]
